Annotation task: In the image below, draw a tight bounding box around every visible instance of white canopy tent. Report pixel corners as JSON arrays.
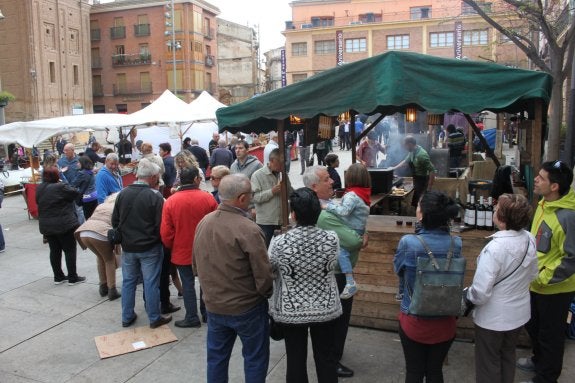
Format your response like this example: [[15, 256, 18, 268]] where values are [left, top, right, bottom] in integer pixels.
[[124, 89, 192, 126], [0, 113, 132, 148]]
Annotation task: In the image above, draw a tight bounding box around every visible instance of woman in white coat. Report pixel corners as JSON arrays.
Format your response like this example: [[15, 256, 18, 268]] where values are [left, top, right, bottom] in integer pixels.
[[467, 193, 538, 383]]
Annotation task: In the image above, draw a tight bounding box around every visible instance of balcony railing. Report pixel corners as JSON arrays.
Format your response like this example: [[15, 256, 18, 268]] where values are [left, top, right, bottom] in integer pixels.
[[113, 82, 153, 96], [205, 55, 215, 67], [204, 27, 215, 39], [134, 24, 151, 37], [93, 84, 104, 97], [91, 57, 102, 69], [90, 28, 101, 41], [112, 53, 152, 67], [110, 26, 126, 39]]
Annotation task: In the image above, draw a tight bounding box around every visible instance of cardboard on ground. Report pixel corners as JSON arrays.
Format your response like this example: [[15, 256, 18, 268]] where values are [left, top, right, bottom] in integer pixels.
[[94, 325, 178, 359]]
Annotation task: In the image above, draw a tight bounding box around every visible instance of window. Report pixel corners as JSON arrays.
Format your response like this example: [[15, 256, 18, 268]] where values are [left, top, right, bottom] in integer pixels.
[[193, 70, 204, 90], [167, 69, 184, 91], [292, 73, 308, 83], [135, 14, 150, 36], [92, 75, 103, 96], [193, 11, 202, 34], [140, 72, 151, 93], [69, 29, 79, 54], [139, 43, 150, 57], [387, 35, 409, 50], [174, 10, 183, 31], [411, 7, 432, 20], [310, 16, 334, 27], [91, 47, 101, 68], [116, 104, 127, 113], [463, 29, 488, 46], [430, 32, 454, 48], [292, 42, 307, 56], [49, 62, 56, 83], [345, 38, 367, 52], [359, 13, 382, 23], [111, 18, 126, 39], [206, 72, 213, 92], [44, 23, 56, 49], [500, 33, 511, 43], [314, 40, 335, 55], [116, 73, 127, 94], [93, 105, 105, 113], [90, 20, 100, 41], [73, 65, 79, 85], [168, 40, 182, 52]]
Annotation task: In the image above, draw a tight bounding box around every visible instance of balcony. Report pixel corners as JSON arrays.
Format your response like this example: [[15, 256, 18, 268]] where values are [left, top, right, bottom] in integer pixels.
[[205, 55, 215, 67], [204, 27, 215, 39], [110, 26, 126, 39], [92, 84, 103, 97], [134, 24, 150, 37], [90, 28, 101, 41], [91, 58, 102, 69], [113, 82, 153, 96], [112, 53, 152, 67]]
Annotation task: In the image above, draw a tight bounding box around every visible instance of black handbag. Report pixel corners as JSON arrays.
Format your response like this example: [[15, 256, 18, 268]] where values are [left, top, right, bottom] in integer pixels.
[[269, 316, 284, 341]]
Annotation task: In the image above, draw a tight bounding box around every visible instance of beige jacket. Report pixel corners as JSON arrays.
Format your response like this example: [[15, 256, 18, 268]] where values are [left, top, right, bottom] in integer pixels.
[[74, 196, 115, 249]]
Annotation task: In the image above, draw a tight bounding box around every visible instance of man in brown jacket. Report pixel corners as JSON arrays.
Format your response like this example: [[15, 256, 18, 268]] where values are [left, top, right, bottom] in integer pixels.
[[193, 173, 273, 383]]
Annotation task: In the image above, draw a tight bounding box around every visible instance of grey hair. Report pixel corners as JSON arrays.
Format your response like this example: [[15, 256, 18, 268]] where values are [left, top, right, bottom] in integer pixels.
[[218, 173, 251, 201], [136, 158, 160, 179], [191, 138, 199, 145], [303, 166, 326, 188], [218, 139, 227, 148], [106, 153, 119, 163]]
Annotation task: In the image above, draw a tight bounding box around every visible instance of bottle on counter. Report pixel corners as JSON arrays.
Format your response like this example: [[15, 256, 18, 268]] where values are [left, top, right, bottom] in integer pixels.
[[469, 195, 477, 229], [464, 194, 471, 226], [476, 196, 486, 230], [454, 190, 463, 223], [485, 196, 494, 231]]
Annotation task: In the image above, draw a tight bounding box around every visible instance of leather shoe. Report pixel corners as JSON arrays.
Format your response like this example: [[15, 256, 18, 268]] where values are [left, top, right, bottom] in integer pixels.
[[336, 362, 354, 378], [161, 303, 181, 314], [150, 315, 172, 329], [122, 314, 137, 328], [175, 319, 201, 328]]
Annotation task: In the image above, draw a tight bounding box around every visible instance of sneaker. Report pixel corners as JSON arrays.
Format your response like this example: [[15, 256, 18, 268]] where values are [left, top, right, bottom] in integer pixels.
[[68, 276, 86, 286], [54, 276, 68, 285], [516, 357, 535, 372], [150, 315, 172, 329], [340, 282, 357, 300]]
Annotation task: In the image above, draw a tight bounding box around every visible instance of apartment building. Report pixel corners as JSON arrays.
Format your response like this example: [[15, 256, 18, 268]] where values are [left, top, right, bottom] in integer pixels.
[[264, 47, 285, 92], [90, 0, 219, 114], [284, 0, 529, 85], [217, 19, 261, 104], [0, 0, 92, 122]]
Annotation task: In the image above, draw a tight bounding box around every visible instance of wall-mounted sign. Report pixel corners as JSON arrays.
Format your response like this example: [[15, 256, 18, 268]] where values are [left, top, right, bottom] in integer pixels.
[[454, 21, 463, 59], [281, 49, 287, 87], [336, 30, 344, 66]]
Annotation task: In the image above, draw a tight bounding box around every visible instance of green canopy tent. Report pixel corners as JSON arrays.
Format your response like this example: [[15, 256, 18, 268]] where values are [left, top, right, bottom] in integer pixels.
[[216, 51, 553, 226]]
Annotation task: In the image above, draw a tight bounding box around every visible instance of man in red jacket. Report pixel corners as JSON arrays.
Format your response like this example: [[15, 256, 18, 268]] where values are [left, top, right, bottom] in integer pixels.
[[161, 166, 218, 327]]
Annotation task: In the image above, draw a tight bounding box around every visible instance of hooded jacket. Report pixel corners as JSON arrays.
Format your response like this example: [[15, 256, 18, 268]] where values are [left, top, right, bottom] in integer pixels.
[[530, 188, 575, 294], [230, 155, 262, 179]]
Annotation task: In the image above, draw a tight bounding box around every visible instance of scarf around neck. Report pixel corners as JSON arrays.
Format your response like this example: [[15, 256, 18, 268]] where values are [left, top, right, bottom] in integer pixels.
[[346, 186, 371, 206]]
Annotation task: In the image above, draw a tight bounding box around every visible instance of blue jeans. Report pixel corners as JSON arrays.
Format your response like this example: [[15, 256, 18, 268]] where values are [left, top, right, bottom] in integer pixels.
[[338, 248, 353, 274], [207, 301, 270, 383], [176, 265, 200, 322], [122, 244, 163, 324]]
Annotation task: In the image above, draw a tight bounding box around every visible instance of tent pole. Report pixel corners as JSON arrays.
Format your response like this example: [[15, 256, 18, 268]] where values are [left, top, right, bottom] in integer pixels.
[[463, 114, 500, 168], [531, 100, 543, 179], [277, 119, 289, 229], [350, 111, 357, 164]]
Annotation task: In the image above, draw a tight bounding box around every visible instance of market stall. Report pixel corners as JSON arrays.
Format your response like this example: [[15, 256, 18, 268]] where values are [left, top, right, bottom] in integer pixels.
[[216, 51, 553, 337]]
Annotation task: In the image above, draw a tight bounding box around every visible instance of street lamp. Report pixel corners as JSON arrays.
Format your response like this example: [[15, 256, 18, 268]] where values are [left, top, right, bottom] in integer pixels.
[[165, 0, 177, 95]]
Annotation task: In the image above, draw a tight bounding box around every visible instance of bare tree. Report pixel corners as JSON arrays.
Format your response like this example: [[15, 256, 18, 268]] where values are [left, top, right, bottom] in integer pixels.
[[462, 0, 575, 160]]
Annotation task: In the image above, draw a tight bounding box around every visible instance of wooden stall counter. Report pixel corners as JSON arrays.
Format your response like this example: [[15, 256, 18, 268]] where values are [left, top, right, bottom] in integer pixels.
[[351, 215, 491, 340]]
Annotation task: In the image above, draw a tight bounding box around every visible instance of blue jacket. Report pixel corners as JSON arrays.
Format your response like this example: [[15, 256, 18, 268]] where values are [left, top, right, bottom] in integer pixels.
[[96, 166, 123, 204], [57, 156, 79, 184], [393, 228, 462, 313]]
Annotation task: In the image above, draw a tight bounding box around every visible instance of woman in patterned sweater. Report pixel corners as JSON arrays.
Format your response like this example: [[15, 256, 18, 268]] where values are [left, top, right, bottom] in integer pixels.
[[269, 187, 342, 383]]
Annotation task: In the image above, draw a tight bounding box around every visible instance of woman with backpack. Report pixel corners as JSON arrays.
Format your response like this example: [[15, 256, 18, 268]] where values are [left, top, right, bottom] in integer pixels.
[[393, 191, 462, 382]]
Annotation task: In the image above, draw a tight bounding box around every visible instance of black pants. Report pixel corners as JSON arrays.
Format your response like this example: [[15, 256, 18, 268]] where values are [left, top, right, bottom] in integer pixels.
[[258, 224, 280, 248], [46, 229, 78, 280], [282, 320, 338, 383], [399, 326, 454, 383], [411, 176, 429, 208], [334, 273, 353, 362], [160, 246, 173, 309], [474, 324, 521, 383], [525, 291, 574, 383]]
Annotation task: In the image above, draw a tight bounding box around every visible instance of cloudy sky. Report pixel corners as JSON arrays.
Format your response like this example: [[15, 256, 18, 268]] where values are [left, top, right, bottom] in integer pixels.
[[96, 0, 292, 54]]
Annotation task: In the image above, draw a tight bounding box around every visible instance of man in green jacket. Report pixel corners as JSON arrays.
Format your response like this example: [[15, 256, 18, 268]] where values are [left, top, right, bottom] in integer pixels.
[[304, 166, 364, 378], [517, 160, 575, 383]]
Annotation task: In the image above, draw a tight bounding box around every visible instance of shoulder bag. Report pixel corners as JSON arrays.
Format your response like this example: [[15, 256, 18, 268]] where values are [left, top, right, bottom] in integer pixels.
[[406, 235, 467, 317], [107, 188, 146, 246]]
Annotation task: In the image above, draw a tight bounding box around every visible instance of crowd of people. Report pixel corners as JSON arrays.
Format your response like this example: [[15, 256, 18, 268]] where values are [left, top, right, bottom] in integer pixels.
[[24, 129, 575, 383]]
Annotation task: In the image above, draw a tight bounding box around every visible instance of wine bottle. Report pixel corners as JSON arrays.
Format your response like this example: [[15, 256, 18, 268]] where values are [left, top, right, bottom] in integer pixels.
[[464, 194, 471, 226], [476, 196, 486, 230], [468, 195, 476, 229], [486, 196, 494, 231]]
